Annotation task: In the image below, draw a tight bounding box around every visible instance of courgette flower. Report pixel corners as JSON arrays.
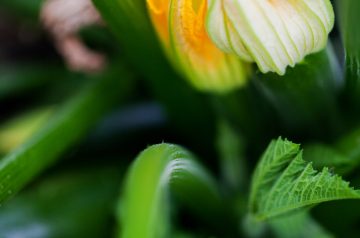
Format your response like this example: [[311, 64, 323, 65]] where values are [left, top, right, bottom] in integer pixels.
[[147, 0, 248, 93], [206, 0, 335, 75]]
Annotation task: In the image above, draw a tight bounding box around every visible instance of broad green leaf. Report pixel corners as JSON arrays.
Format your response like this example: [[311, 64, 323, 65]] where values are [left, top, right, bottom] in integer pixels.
[[0, 67, 132, 204], [120, 144, 222, 238], [249, 138, 300, 214], [269, 211, 333, 238], [0, 167, 121, 238], [250, 138, 360, 220]]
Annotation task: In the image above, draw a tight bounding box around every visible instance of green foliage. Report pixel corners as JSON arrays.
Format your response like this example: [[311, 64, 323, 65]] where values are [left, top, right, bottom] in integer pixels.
[[0, 68, 132, 204], [3, 0, 360, 237], [250, 138, 360, 220], [120, 144, 222, 238], [0, 167, 121, 238], [0, 107, 53, 154]]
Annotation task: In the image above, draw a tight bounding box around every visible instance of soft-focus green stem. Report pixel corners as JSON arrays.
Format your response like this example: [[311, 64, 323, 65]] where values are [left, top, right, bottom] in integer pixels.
[[211, 82, 280, 155], [0, 67, 132, 204], [216, 120, 247, 193]]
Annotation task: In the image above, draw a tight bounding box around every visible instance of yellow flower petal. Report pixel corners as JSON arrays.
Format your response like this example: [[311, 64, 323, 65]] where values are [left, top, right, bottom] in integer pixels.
[[147, 0, 169, 45], [147, 0, 248, 93]]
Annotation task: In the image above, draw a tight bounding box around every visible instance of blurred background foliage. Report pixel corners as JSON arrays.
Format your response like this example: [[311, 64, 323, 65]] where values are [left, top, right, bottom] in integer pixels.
[[1, 0, 360, 237]]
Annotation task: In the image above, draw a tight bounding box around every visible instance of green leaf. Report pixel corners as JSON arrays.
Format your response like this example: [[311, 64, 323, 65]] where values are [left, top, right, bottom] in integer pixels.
[[120, 144, 222, 238], [0, 67, 132, 204], [250, 138, 360, 220], [0, 107, 53, 154], [0, 167, 121, 238]]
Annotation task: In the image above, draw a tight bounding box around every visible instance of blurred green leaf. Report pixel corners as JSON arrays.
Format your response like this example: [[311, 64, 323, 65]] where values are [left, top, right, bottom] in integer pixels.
[[119, 144, 222, 238], [0, 167, 121, 238], [250, 138, 360, 220], [0, 66, 133, 204], [0, 63, 66, 100], [0, 107, 53, 154]]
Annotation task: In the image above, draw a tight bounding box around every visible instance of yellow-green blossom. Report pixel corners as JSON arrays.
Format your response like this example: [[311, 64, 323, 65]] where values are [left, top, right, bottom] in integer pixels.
[[146, 0, 248, 93], [206, 0, 335, 75]]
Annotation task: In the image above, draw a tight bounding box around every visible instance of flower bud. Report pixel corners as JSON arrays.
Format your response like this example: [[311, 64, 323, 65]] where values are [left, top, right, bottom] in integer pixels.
[[206, 0, 335, 75], [147, 0, 248, 93]]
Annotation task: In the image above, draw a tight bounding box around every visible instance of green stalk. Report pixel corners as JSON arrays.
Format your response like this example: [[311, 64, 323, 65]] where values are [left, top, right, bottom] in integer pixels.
[[211, 83, 279, 152]]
